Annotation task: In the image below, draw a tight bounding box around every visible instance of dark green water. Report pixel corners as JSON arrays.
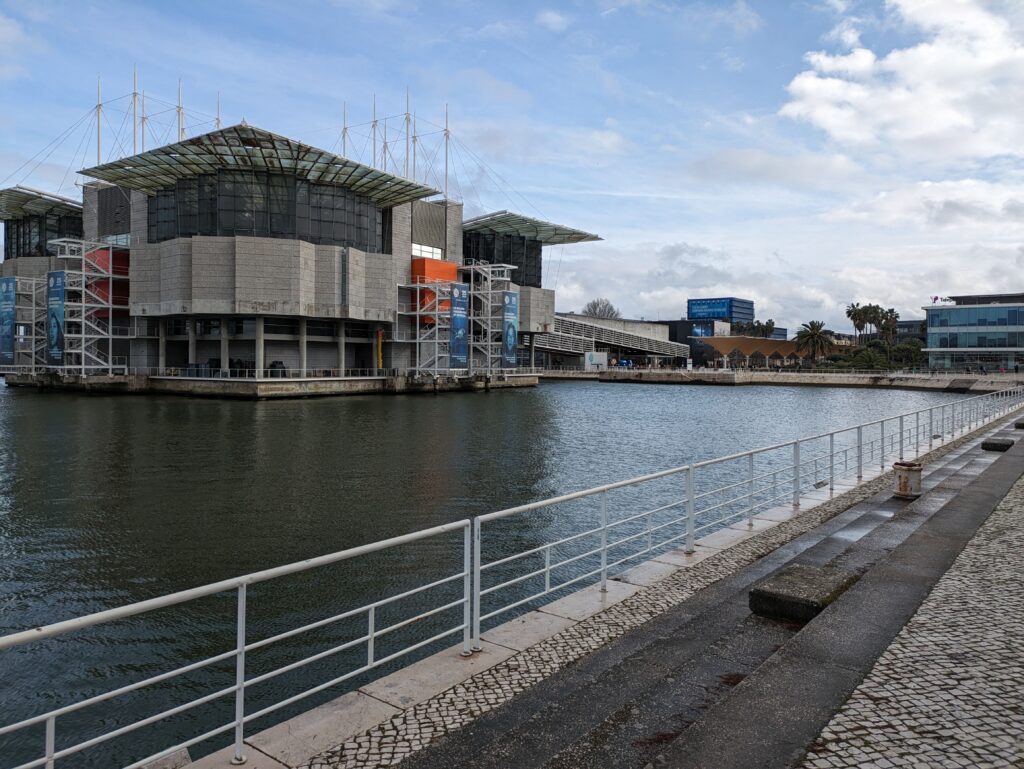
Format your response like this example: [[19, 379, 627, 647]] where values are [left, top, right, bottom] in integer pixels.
[[0, 382, 964, 766]]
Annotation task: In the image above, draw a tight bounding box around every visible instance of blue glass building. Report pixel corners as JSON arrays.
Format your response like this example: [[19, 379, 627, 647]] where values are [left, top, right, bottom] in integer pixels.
[[924, 293, 1024, 370], [686, 297, 754, 326]]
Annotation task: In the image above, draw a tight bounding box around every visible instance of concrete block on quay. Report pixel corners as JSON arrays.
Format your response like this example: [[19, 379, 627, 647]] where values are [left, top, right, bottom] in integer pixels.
[[982, 437, 1015, 452], [749, 564, 860, 623], [697, 525, 759, 550]]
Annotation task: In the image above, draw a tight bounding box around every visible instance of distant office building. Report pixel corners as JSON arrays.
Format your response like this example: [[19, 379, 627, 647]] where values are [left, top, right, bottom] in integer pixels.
[[925, 293, 1024, 370], [770, 327, 788, 340], [686, 297, 754, 325], [896, 318, 926, 344]]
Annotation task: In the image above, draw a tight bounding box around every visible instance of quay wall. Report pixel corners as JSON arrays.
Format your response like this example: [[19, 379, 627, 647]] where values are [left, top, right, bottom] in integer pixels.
[[537, 369, 1023, 393], [3, 373, 538, 400]]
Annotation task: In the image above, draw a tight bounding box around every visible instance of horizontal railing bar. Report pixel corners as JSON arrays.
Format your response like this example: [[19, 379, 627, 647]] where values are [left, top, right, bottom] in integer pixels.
[[0, 519, 470, 651], [0, 646, 238, 736]]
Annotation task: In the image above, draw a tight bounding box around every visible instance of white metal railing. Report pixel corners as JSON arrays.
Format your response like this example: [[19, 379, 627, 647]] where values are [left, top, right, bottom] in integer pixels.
[[0, 521, 471, 769], [469, 386, 1024, 648], [1, 387, 1022, 768]]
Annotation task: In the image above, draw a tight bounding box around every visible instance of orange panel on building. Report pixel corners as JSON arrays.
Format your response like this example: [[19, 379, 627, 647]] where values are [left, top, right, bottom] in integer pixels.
[[411, 258, 457, 324]]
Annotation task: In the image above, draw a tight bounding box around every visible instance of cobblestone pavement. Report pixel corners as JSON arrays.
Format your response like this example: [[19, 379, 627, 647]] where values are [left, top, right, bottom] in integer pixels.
[[301, 425, 1008, 769], [801, 475, 1024, 769]]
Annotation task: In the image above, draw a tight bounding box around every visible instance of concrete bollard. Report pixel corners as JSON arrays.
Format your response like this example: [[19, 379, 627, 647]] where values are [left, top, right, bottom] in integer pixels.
[[893, 461, 923, 499]]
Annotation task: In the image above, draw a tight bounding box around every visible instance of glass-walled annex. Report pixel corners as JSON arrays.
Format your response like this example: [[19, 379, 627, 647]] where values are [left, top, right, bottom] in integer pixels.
[[925, 303, 1024, 370], [2, 213, 83, 260]]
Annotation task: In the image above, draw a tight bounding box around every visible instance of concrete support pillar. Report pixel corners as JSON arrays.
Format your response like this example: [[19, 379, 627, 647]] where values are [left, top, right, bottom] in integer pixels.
[[299, 317, 308, 377], [529, 334, 536, 369], [255, 316, 265, 377], [220, 317, 230, 375], [187, 318, 197, 365], [158, 318, 166, 372], [337, 320, 346, 376]]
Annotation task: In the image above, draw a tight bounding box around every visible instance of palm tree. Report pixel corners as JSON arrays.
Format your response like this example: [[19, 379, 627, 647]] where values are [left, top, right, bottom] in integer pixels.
[[845, 303, 863, 345], [795, 320, 834, 361]]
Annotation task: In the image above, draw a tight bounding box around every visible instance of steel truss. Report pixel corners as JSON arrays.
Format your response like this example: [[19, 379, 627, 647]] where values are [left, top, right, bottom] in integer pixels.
[[462, 260, 515, 375]]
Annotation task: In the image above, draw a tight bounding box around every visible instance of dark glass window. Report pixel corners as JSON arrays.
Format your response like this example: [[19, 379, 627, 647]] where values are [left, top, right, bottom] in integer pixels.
[[306, 320, 335, 337], [264, 317, 299, 335], [177, 177, 199, 237]]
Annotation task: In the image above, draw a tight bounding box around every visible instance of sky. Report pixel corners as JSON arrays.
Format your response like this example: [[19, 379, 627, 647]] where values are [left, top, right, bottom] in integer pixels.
[[2, 0, 1024, 333]]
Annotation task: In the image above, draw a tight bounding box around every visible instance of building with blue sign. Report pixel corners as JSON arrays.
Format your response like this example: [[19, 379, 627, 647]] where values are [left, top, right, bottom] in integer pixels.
[[686, 297, 755, 326], [770, 327, 788, 340], [925, 293, 1024, 371]]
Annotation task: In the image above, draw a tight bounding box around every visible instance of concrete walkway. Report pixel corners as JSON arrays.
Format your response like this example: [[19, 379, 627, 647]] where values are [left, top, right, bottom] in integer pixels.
[[800, 460, 1024, 767]]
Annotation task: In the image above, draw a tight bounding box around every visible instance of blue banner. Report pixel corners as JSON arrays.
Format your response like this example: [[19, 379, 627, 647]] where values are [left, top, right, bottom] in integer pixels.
[[0, 277, 15, 365], [502, 291, 518, 367], [46, 271, 65, 366], [450, 282, 469, 368]]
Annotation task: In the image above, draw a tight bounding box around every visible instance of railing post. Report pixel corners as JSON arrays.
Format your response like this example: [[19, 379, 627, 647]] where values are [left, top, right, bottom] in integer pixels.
[[899, 415, 904, 461], [685, 466, 695, 554], [461, 525, 471, 657], [829, 433, 835, 492], [599, 491, 608, 592], [792, 441, 800, 508], [544, 545, 551, 593], [472, 518, 482, 651], [880, 421, 886, 472], [231, 584, 247, 765], [747, 452, 755, 525], [45, 716, 55, 769], [857, 426, 863, 480], [368, 606, 376, 664]]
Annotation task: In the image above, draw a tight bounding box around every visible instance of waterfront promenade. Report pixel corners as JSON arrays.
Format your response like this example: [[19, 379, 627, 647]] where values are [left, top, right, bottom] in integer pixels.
[[543, 368, 1024, 395], [189, 410, 1024, 768]]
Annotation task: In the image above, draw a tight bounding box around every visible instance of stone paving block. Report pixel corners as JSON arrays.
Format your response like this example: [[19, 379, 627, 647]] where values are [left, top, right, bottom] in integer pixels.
[[187, 744, 288, 769], [754, 506, 800, 523], [653, 545, 720, 568], [537, 580, 641, 621], [359, 641, 515, 709], [697, 526, 758, 550], [480, 611, 576, 652], [728, 517, 779, 533], [611, 559, 678, 586], [141, 748, 191, 769], [247, 692, 399, 767]]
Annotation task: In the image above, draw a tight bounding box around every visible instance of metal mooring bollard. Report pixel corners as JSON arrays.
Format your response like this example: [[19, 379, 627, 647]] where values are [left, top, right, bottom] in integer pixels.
[[893, 461, 923, 499]]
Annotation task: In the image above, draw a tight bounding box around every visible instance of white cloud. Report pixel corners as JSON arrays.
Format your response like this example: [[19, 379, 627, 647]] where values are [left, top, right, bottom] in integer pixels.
[[781, 0, 1024, 164], [826, 178, 1024, 230], [536, 10, 571, 33], [687, 149, 864, 191], [0, 12, 42, 79]]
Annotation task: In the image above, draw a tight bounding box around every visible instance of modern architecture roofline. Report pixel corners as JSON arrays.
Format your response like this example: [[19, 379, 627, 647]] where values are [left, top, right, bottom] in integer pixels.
[[80, 123, 440, 208], [462, 210, 600, 245], [0, 185, 82, 218]]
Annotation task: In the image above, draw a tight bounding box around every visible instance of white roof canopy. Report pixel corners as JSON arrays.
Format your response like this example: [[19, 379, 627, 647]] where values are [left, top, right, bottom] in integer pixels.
[[462, 210, 600, 245], [81, 124, 440, 208], [0, 186, 82, 219]]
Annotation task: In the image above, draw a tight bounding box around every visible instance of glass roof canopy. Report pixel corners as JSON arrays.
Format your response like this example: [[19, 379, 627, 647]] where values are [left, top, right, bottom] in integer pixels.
[[80, 124, 440, 209], [0, 186, 82, 218], [462, 210, 601, 245]]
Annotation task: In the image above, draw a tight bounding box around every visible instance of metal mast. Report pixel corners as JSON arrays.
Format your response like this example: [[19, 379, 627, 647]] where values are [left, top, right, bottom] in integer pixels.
[[177, 80, 185, 141], [132, 66, 138, 154], [141, 91, 147, 152], [404, 88, 410, 177], [371, 94, 377, 169], [216, 92, 222, 129], [96, 78, 102, 165], [342, 102, 348, 157]]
